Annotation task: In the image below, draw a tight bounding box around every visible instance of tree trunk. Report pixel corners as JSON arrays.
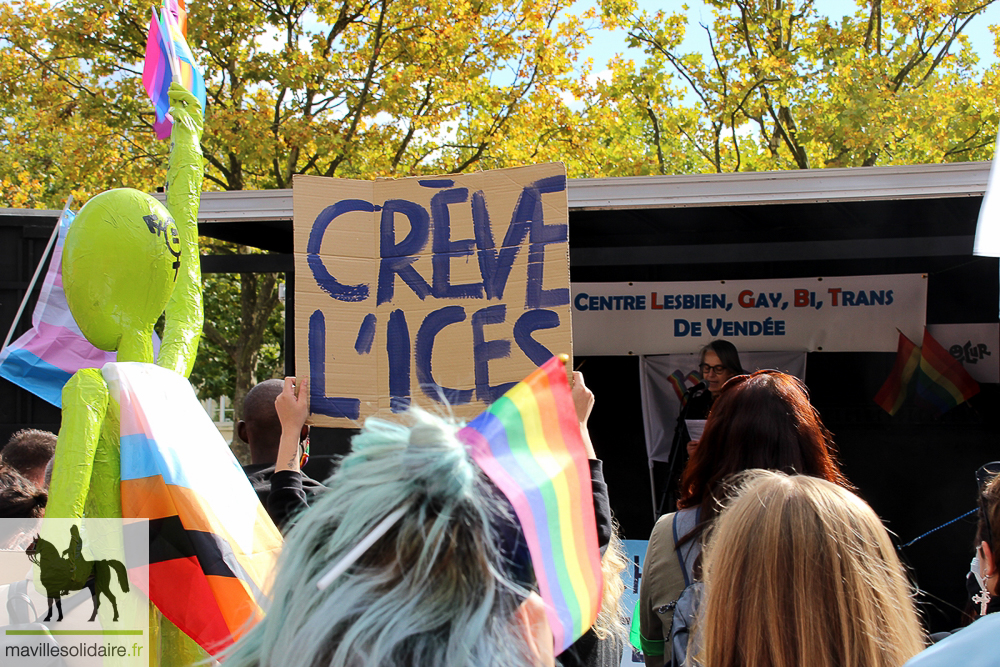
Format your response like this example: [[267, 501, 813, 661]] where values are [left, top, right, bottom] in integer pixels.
[[227, 262, 280, 464], [230, 363, 254, 464]]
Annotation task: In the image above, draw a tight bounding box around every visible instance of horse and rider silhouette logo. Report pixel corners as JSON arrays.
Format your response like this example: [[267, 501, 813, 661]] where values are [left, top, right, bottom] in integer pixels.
[[25, 525, 130, 623]]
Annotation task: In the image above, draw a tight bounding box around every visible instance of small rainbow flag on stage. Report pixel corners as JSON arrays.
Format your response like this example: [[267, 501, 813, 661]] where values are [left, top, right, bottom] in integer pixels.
[[143, 1, 206, 139], [874, 331, 921, 416], [106, 362, 281, 654], [458, 356, 603, 654], [874, 329, 980, 416], [915, 329, 980, 414]]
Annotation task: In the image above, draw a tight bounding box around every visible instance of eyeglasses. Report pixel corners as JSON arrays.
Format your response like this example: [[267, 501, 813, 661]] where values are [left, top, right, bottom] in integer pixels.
[[699, 364, 728, 375], [977, 462, 1000, 548]]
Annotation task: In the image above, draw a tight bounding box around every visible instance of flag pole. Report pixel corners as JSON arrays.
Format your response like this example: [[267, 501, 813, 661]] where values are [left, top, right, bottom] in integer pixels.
[[1, 196, 73, 353], [160, 5, 182, 85]]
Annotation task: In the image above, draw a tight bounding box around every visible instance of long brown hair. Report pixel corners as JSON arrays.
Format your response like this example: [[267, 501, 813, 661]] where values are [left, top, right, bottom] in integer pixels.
[[977, 470, 1000, 563], [677, 371, 848, 546], [699, 471, 925, 667]]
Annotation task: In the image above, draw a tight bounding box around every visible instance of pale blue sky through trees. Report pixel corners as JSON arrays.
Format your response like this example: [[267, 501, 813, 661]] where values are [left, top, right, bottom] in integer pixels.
[[573, 0, 1000, 78]]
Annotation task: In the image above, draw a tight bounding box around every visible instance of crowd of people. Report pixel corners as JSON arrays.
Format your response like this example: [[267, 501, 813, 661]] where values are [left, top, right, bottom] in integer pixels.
[[0, 340, 995, 666]]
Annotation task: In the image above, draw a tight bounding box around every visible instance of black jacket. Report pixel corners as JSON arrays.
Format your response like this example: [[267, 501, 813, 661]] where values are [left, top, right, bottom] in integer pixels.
[[242, 464, 326, 532]]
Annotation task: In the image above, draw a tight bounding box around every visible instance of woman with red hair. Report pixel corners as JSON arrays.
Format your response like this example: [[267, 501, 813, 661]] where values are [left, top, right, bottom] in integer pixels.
[[639, 370, 850, 667]]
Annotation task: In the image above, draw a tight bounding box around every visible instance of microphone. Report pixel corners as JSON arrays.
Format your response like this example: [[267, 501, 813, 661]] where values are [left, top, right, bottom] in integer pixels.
[[686, 380, 707, 396]]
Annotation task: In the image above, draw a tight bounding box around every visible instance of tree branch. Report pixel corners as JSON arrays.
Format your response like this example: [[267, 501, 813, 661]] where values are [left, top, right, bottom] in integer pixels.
[[202, 320, 237, 361], [324, 0, 389, 176]]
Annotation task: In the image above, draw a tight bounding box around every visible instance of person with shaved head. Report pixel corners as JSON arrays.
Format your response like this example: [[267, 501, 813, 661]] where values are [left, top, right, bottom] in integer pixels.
[[238, 378, 325, 531]]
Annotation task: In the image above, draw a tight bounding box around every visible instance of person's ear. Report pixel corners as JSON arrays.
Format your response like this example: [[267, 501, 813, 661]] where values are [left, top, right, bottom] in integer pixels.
[[982, 541, 995, 578], [513, 592, 554, 667], [236, 421, 248, 445]]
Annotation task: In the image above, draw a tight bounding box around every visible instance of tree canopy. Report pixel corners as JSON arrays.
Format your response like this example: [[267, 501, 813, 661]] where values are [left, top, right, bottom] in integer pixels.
[[589, 0, 999, 173], [2, 0, 997, 197], [1, 0, 588, 205]]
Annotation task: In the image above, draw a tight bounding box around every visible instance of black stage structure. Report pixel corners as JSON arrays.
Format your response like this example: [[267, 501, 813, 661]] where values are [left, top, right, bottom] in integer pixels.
[[2, 161, 997, 632]]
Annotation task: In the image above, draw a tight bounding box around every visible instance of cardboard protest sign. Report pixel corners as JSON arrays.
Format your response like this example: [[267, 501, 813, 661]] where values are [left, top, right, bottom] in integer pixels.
[[294, 164, 572, 427]]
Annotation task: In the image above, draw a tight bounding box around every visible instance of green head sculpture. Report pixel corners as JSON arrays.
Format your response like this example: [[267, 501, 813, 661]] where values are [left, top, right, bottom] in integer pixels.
[[63, 188, 181, 363]]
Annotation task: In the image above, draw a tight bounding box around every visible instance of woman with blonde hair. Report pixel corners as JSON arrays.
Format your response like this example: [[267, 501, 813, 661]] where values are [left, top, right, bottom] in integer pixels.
[[699, 471, 925, 667]]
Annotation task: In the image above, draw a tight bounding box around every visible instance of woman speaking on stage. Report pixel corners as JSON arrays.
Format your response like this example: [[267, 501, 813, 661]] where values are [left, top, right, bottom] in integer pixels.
[[659, 340, 744, 514]]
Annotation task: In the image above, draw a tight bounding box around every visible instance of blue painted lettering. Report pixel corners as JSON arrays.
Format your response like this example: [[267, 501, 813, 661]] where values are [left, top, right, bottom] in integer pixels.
[[308, 200, 374, 302], [377, 200, 431, 305], [308, 309, 361, 419], [431, 188, 484, 299], [472, 304, 513, 403], [415, 306, 472, 404], [387, 309, 411, 412]]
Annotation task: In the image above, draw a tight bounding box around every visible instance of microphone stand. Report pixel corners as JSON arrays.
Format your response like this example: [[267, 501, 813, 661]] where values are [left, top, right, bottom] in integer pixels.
[[657, 384, 706, 516]]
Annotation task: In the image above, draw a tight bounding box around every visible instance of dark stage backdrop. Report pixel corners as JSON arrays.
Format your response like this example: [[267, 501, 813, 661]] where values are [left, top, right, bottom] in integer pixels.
[[578, 352, 997, 635]]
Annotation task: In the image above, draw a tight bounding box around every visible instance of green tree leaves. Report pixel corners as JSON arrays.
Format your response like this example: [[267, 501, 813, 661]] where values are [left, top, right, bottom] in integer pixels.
[[596, 0, 998, 172]]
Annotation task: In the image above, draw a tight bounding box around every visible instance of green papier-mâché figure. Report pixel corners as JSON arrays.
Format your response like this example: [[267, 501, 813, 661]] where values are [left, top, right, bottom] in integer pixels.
[[47, 84, 207, 666]]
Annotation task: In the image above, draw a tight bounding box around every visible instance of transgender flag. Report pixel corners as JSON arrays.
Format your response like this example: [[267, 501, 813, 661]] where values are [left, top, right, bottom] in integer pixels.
[[458, 356, 603, 654], [0, 207, 116, 407]]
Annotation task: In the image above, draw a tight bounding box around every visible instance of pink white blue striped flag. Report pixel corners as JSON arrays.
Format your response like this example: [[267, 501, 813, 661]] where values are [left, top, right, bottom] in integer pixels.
[[143, 9, 174, 140], [0, 208, 115, 406], [0, 208, 159, 407], [160, 5, 206, 112]]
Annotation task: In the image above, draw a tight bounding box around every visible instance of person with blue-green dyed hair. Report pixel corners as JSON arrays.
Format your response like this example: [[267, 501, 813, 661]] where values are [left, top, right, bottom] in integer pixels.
[[222, 407, 556, 667]]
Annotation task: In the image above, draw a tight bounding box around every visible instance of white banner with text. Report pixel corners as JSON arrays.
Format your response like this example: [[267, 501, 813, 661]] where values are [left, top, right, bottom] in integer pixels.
[[572, 274, 927, 355]]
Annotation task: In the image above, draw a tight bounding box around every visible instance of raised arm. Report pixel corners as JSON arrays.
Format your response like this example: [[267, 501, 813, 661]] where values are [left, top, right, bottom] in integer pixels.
[[275, 376, 310, 474], [571, 370, 597, 459], [157, 83, 205, 378]]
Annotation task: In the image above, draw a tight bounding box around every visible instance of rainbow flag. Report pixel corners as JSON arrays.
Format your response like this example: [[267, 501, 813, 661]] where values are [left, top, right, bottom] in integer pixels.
[[106, 362, 281, 654], [161, 5, 206, 109], [874, 331, 921, 416], [143, 4, 206, 140], [164, 0, 187, 38], [665, 370, 686, 404], [458, 356, 603, 654], [0, 207, 118, 406], [915, 329, 980, 414], [666, 370, 704, 406], [143, 9, 174, 139]]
